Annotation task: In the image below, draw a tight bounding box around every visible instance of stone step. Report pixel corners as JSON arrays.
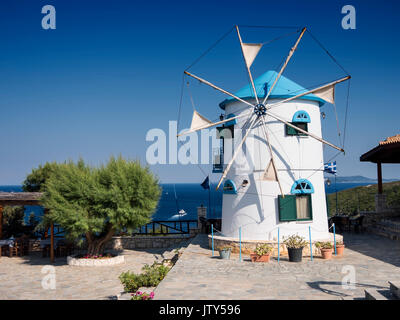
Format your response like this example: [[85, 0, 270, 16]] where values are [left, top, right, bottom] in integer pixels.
[[366, 227, 400, 241], [389, 281, 400, 299], [365, 289, 391, 300]]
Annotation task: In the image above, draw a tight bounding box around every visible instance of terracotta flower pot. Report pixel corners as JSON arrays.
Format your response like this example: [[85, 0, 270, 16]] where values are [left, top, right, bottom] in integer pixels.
[[321, 248, 332, 260], [335, 244, 345, 256], [250, 253, 270, 262]]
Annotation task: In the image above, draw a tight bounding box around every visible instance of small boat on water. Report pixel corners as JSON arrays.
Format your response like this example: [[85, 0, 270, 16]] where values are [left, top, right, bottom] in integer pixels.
[[169, 209, 187, 220]]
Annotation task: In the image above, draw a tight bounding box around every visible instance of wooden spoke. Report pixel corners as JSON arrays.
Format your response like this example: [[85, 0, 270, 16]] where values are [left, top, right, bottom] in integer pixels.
[[259, 116, 284, 197], [262, 27, 307, 105], [265, 110, 344, 152], [216, 115, 258, 190], [184, 71, 255, 109], [267, 76, 351, 110], [177, 112, 252, 137], [236, 25, 260, 105]]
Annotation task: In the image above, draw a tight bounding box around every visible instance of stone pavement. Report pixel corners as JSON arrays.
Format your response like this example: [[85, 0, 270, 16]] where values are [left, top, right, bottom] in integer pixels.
[[154, 233, 400, 300], [0, 243, 187, 300]]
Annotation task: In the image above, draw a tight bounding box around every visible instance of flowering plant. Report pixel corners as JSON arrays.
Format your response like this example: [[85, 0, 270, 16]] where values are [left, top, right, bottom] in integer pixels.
[[131, 291, 154, 300], [254, 243, 273, 256], [283, 234, 307, 249], [315, 241, 333, 250]]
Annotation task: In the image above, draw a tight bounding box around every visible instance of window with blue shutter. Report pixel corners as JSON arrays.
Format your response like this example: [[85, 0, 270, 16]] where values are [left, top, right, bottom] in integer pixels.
[[223, 180, 237, 195], [286, 110, 310, 136]]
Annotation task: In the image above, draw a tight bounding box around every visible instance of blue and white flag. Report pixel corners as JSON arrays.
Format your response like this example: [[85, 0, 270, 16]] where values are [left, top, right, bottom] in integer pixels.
[[324, 161, 337, 174]]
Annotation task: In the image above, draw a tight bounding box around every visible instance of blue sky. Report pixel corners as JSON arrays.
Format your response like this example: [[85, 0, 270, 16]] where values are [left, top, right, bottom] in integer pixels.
[[0, 0, 399, 184]]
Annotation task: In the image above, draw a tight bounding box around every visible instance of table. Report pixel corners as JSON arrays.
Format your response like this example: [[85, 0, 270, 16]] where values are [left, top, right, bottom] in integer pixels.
[[39, 239, 59, 249]]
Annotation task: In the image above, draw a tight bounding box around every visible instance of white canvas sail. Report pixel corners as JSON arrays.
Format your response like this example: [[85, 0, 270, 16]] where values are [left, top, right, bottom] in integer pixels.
[[190, 110, 213, 131], [242, 43, 263, 68], [313, 83, 335, 104], [262, 160, 277, 181]]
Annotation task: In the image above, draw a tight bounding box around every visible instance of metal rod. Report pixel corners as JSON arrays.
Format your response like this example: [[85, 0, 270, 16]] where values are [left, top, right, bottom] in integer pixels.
[[239, 226, 242, 262], [309, 226, 313, 261], [211, 224, 214, 257], [277, 227, 280, 263], [333, 223, 337, 255]]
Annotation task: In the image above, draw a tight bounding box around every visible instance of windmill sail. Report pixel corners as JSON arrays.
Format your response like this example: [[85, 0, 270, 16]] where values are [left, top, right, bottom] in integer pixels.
[[241, 43, 263, 68], [312, 83, 335, 104], [190, 110, 213, 131], [262, 160, 277, 181]]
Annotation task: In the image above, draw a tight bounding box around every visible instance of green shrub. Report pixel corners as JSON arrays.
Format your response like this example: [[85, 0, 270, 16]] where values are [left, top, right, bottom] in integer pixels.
[[119, 262, 170, 293]]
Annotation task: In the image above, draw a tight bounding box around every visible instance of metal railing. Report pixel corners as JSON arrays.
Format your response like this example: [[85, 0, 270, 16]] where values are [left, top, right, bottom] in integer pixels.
[[132, 220, 198, 235]]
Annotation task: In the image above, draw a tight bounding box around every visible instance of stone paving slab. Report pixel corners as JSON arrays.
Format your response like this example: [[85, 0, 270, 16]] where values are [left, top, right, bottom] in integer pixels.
[[154, 233, 400, 300], [0, 242, 188, 300]]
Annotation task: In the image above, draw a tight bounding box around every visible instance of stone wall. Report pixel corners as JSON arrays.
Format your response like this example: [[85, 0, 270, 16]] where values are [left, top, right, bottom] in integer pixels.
[[105, 233, 196, 250], [208, 233, 343, 257]]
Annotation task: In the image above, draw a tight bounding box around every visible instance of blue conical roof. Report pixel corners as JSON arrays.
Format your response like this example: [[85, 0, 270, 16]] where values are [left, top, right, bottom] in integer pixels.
[[219, 70, 326, 109]]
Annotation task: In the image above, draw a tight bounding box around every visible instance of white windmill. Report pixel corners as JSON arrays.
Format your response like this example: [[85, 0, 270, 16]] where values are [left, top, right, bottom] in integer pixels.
[[178, 26, 350, 241]]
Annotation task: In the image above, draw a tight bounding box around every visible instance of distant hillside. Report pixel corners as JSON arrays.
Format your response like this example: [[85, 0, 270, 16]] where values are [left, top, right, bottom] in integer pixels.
[[327, 180, 400, 215], [331, 175, 397, 183]]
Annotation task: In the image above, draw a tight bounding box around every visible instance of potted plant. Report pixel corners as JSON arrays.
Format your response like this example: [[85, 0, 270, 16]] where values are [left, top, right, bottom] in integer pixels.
[[219, 246, 231, 260], [250, 243, 273, 262], [316, 241, 333, 260], [335, 240, 345, 256], [283, 234, 307, 262]]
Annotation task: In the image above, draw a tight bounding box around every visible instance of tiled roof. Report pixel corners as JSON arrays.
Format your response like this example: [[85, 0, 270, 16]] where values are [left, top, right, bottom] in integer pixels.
[[379, 134, 400, 145]]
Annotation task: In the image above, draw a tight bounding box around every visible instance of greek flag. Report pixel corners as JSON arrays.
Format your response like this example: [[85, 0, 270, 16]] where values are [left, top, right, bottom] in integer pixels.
[[324, 161, 337, 174]]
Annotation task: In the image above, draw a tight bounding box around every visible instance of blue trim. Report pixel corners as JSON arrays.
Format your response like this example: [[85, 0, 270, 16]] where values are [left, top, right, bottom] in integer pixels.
[[225, 113, 237, 127], [291, 179, 314, 194], [292, 110, 310, 123], [223, 179, 237, 195]]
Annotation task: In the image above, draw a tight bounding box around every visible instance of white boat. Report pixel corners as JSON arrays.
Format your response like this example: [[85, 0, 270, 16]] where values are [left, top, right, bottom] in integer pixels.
[[169, 209, 187, 220]]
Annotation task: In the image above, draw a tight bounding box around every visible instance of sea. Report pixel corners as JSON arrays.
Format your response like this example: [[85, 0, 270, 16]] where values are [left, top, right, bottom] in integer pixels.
[[0, 182, 372, 225]]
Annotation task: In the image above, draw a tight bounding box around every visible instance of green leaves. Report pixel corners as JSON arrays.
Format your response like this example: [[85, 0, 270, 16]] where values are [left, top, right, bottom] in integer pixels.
[[35, 156, 161, 245], [119, 262, 170, 293]]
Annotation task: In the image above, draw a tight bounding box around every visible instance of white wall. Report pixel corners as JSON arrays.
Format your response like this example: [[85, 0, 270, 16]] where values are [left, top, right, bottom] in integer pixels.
[[220, 98, 329, 241]]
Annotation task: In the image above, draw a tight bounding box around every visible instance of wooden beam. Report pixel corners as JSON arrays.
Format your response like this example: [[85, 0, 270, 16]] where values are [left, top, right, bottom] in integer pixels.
[[377, 162, 383, 194], [0, 205, 3, 239], [50, 221, 55, 263]]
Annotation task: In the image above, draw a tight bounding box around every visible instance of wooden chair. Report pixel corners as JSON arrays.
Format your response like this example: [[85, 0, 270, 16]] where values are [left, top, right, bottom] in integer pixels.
[[8, 240, 22, 257]]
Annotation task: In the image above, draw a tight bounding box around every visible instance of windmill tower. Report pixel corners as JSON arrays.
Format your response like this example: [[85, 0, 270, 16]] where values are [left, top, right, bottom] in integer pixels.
[[179, 26, 350, 241]]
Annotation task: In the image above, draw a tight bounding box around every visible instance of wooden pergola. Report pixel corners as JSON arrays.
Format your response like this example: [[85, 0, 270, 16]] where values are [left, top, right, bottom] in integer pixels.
[[0, 192, 56, 262], [360, 134, 400, 194]]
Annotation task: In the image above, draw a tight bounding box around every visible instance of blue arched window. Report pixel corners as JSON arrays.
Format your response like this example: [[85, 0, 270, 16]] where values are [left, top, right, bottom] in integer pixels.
[[292, 110, 310, 123], [223, 179, 237, 194], [291, 179, 314, 194]]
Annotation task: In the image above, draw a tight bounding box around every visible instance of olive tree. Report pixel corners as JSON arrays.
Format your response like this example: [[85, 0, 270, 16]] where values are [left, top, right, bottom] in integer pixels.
[[38, 156, 161, 255]]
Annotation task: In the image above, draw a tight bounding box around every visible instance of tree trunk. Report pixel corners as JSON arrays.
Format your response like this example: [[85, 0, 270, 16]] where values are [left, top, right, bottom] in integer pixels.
[[85, 227, 115, 256]]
